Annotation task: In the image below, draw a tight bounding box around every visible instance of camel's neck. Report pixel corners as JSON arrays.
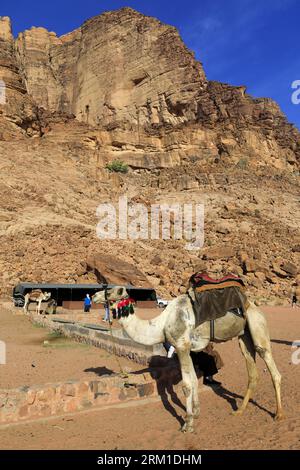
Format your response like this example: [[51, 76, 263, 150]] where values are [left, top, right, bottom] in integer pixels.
[[119, 306, 170, 346]]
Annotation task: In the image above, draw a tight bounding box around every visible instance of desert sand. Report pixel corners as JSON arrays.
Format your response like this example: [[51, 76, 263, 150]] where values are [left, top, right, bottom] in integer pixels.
[[0, 303, 299, 450]]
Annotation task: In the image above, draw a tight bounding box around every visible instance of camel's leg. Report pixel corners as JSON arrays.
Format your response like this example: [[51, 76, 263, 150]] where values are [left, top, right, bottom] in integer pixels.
[[247, 306, 284, 421], [232, 329, 258, 416], [190, 364, 200, 420], [176, 349, 198, 433], [256, 347, 284, 421], [23, 299, 28, 314], [37, 300, 41, 315]]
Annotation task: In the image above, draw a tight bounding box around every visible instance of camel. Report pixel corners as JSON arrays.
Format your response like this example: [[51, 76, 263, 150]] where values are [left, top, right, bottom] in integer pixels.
[[23, 289, 51, 315], [44, 299, 57, 315], [93, 286, 283, 433]]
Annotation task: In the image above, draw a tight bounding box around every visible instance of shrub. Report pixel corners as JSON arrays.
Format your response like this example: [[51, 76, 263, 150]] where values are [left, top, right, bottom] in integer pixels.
[[236, 157, 249, 169], [105, 160, 129, 174], [254, 209, 260, 218]]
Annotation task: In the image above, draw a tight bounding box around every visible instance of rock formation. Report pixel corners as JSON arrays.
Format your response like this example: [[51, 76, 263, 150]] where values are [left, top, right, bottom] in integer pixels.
[[0, 17, 40, 139], [85, 253, 151, 287], [0, 8, 299, 302], [0, 8, 299, 168]]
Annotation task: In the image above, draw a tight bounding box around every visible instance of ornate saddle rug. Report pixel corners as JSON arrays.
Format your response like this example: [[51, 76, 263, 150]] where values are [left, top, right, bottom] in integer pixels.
[[188, 273, 249, 328], [27, 289, 43, 299]]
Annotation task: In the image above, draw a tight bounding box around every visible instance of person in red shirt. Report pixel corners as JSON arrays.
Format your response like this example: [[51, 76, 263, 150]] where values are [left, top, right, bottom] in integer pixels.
[[117, 299, 125, 318]]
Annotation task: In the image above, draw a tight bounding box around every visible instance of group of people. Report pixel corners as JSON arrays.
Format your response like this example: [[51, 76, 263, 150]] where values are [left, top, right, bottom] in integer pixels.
[[164, 341, 224, 387], [83, 293, 135, 324], [111, 297, 135, 320]]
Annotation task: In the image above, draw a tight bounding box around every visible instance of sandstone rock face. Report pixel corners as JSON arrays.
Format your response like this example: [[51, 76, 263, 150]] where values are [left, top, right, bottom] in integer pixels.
[[0, 8, 299, 169], [0, 16, 40, 139], [15, 9, 206, 127], [85, 253, 151, 287], [15, 27, 64, 112], [0, 8, 299, 302]]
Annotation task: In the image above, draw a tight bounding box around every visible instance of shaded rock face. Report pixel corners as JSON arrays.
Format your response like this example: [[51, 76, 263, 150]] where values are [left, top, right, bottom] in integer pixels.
[[0, 16, 40, 139], [85, 253, 151, 288], [0, 8, 299, 168]]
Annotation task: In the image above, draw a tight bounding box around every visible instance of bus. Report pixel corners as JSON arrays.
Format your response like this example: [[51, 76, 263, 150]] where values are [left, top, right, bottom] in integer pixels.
[[12, 283, 157, 309]]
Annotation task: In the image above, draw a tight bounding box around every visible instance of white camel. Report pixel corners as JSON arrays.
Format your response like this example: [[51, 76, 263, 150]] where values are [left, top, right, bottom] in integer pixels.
[[92, 286, 284, 433], [23, 290, 51, 315]]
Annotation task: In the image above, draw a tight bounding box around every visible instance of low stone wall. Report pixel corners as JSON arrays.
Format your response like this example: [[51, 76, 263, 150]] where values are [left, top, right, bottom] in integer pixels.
[[27, 313, 165, 365], [0, 365, 188, 425]]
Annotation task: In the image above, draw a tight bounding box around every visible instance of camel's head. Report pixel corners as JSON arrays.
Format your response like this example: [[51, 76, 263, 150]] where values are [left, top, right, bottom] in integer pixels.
[[92, 286, 128, 304], [43, 292, 51, 301]]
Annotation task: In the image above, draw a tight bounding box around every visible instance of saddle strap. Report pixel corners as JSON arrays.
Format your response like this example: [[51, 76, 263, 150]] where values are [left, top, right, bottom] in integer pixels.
[[210, 320, 215, 342]]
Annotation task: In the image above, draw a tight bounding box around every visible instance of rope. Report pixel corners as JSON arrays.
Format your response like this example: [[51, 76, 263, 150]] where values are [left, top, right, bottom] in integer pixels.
[[107, 318, 129, 379]]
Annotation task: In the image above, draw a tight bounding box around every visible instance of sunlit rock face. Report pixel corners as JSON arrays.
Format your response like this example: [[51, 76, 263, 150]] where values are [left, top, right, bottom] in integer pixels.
[[0, 7, 299, 167]]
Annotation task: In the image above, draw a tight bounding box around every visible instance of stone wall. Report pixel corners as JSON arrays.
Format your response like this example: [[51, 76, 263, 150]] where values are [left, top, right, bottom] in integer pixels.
[[0, 364, 189, 424], [27, 313, 165, 365]]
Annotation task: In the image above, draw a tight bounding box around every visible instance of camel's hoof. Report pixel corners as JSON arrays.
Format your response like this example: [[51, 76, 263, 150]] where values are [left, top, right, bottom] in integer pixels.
[[231, 409, 244, 417], [181, 423, 194, 434], [274, 412, 285, 422]]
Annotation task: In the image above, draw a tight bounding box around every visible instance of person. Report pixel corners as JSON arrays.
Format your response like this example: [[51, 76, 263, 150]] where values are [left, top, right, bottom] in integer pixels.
[[165, 343, 176, 358], [83, 294, 91, 313], [163, 342, 223, 386], [103, 301, 111, 323], [123, 297, 136, 316], [117, 298, 125, 318], [190, 343, 224, 386], [292, 290, 298, 309], [111, 301, 118, 320]]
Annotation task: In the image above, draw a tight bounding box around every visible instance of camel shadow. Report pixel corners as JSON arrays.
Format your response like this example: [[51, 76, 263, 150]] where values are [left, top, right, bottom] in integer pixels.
[[84, 366, 116, 377], [271, 339, 294, 346], [133, 356, 275, 421], [131, 356, 186, 427], [211, 384, 275, 418], [155, 375, 186, 428]]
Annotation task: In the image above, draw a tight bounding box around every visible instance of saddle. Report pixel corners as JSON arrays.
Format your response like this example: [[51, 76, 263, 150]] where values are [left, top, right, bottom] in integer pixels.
[[188, 273, 249, 329], [28, 289, 43, 299]]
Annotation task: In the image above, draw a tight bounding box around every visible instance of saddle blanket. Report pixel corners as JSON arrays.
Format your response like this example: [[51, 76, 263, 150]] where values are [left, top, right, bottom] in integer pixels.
[[188, 273, 249, 327]]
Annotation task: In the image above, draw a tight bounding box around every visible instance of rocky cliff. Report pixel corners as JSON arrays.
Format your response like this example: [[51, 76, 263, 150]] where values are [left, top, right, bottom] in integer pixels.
[[0, 8, 299, 169], [0, 17, 41, 140], [0, 8, 299, 302]]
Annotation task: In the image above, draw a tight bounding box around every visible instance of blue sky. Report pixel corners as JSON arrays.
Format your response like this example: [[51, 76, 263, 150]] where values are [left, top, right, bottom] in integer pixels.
[[2, 0, 299, 128]]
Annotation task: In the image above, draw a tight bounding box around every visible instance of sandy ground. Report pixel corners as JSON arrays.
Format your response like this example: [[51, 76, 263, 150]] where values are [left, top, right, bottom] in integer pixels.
[[0, 302, 300, 450], [0, 302, 146, 389]]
